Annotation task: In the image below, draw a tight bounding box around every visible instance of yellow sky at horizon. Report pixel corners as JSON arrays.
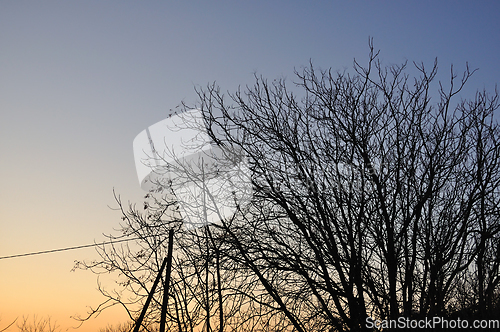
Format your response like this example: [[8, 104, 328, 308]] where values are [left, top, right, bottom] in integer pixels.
[[0, 248, 131, 332]]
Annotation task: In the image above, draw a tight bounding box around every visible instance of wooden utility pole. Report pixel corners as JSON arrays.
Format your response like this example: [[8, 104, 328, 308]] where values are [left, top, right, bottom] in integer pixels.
[[133, 228, 175, 332], [160, 229, 175, 332]]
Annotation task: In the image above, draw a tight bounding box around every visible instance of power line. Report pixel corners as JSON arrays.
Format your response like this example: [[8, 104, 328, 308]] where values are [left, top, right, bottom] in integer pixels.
[[0, 237, 143, 260]]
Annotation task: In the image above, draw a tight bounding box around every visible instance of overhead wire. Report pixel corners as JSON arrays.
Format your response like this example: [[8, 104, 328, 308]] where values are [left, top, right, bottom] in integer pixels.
[[0, 236, 145, 260]]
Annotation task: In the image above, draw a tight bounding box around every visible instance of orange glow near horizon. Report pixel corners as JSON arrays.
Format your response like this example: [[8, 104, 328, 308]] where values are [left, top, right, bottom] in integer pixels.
[[0, 249, 130, 332]]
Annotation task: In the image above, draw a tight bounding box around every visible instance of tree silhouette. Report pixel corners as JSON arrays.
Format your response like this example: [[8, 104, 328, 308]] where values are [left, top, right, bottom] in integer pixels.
[[16, 316, 60, 332], [77, 41, 500, 331]]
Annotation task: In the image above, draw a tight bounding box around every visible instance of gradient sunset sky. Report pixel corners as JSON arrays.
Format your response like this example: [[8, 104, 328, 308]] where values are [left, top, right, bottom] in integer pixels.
[[1, 1, 499, 331]]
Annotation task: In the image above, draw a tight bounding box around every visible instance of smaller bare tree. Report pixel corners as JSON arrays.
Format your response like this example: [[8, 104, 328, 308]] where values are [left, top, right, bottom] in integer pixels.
[[16, 316, 60, 332]]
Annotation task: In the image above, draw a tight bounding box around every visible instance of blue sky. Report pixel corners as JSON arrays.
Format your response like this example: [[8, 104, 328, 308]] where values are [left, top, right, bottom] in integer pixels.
[[1, 1, 499, 330]]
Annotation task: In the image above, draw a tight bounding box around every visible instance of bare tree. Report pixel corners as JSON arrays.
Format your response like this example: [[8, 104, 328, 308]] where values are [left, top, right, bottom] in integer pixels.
[[196, 40, 500, 330], [16, 316, 60, 332], [78, 41, 500, 331]]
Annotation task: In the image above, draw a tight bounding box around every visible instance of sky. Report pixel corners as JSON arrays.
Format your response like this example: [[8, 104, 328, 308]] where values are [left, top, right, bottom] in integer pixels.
[[1, 1, 499, 331]]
